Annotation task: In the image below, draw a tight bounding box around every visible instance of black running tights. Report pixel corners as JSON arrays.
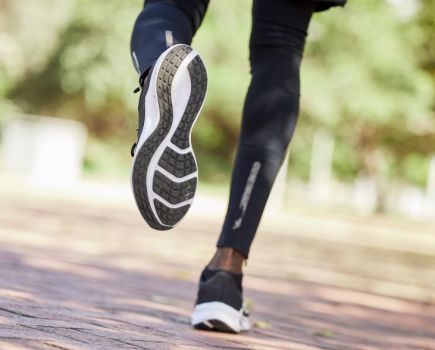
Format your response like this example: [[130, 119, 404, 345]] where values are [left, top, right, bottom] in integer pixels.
[[131, 0, 315, 257]]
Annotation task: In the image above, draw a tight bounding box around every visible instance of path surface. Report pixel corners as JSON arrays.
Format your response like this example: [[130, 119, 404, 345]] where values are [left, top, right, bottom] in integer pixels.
[[0, 186, 434, 349]]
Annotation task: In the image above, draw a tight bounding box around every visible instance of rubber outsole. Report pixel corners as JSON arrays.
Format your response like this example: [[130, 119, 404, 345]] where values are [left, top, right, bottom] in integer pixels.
[[191, 301, 250, 334], [132, 45, 207, 230], [193, 320, 238, 334]]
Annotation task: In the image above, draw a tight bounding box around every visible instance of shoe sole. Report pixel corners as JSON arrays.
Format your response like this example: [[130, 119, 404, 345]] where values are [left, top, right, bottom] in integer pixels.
[[191, 301, 251, 333], [132, 44, 207, 230]]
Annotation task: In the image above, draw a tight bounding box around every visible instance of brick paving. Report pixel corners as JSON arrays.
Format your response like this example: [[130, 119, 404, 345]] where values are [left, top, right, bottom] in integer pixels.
[[0, 190, 434, 349]]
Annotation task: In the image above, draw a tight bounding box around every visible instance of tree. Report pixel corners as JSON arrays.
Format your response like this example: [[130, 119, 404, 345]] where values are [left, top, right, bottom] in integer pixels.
[[298, 0, 434, 210], [1, 0, 434, 190]]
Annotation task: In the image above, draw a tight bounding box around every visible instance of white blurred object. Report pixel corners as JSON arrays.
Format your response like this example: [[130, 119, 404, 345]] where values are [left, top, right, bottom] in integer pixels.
[[2, 114, 87, 187], [308, 129, 335, 203], [353, 173, 378, 215], [388, 0, 420, 19], [397, 186, 426, 221], [425, 155, 435, 220]]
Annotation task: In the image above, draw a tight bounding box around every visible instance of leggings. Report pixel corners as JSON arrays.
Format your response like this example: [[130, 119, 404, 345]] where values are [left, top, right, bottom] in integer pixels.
[[131, 0, 315, 257]]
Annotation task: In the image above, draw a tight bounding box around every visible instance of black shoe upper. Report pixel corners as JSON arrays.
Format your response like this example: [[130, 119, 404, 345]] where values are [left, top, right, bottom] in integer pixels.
[[195, 267, 244, 311], [131, 66, 153, 157]]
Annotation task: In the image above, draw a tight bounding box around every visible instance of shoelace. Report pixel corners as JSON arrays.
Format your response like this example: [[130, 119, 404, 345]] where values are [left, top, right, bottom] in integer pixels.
[[130, 140, 138, 157], [131, 86, 142, 157]]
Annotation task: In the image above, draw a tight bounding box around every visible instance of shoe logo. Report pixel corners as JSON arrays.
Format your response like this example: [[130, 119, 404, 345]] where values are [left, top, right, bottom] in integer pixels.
[[165, 30, 174, 47], [132, 51, 140, 73]]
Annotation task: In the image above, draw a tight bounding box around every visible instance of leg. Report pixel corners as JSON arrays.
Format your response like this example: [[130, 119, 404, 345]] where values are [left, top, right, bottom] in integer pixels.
[[192, 1, 316, 331], [130, 0, 208, 229], [212, 0, 316, 267], [131, 0, 209, 79], [192, 0, 316, 333]]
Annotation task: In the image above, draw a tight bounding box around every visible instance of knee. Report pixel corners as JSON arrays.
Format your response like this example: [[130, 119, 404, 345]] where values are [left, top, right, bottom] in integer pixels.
[[249, 50, 303, 96], [241, 81, 300, 160]]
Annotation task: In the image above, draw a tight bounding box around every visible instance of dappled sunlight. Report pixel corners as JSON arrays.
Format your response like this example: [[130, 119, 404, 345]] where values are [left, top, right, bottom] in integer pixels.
[[23, 257, 108, 280], [0, 189, 434, 349]]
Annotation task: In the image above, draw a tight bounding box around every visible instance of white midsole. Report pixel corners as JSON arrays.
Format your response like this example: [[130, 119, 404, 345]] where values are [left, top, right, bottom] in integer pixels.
[[132, 44, 205, 227], [155, 166, 198, 183], [153, 193, 194, 209], [191, 301, 251, 333]]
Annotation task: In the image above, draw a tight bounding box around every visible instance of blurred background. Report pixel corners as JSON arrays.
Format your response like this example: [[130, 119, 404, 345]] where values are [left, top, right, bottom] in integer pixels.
[[0, 2, 435, 347], [1, 0, 434, 220]]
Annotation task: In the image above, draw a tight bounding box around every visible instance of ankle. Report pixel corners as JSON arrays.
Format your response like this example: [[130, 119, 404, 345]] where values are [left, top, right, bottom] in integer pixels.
[[207, 247, 246, 274]]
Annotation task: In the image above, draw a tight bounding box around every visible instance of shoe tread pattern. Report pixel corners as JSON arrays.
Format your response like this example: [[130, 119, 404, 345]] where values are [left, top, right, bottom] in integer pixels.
[[193, 320, 237, 334], [152, 54, 207, 225], [171, 56, 207, 149], [153, 199, 190, 227], [158, 147, 197, 178], [153, 170, 197, 205], [132, 45, 192, 230]]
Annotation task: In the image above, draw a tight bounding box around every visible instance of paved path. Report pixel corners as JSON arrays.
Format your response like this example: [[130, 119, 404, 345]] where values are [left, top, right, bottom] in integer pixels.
[[0, 191, 434, 349]]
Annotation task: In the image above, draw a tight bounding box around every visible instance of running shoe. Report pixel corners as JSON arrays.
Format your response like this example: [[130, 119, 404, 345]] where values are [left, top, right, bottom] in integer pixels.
[[191, 267, 251, 333], [131, 44, 207, 230]]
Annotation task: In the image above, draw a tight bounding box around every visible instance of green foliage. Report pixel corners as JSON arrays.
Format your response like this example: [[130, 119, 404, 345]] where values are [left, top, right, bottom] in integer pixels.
[[7, 0, 140, 134], [0, 0, 434, 187], [400, 153, 430, 187], [303, 0, 432, 129], [295, 0, 434, 186], [192, 1, 251, 164], [417, 0, 435, 77]]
